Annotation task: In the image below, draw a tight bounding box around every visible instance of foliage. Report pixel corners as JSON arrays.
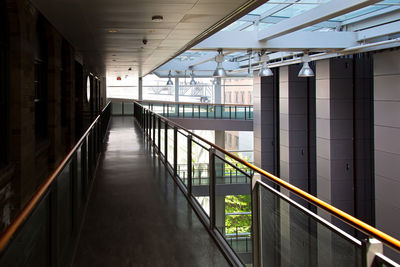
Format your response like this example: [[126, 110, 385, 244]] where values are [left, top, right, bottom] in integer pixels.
[[224, 195, 251, 234]]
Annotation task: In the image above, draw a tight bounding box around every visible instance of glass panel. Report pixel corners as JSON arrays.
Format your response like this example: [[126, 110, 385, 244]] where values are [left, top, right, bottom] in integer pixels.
[[236, 106, 245, 119], [167, 125, 174, 168], [192, 140, 210, 217], [222, 106, 230, 119], [57, 162, 73, 255], [76, 147, 83, 213], [193, 104, 199, 118], [111, 102, 122, 115], [215, 106, 222, 119], [177, 131, 188, 187], [185, 105, 193, 118], [123, 103, 134, 115], [160, 121, 165, 156], [208, 105, 214, 118], [153, 103, 164, 114], [179, 104, 185, 118], [154, 118, 159, 149], [200, 105, 208, 118], [215, 155, 252, 262], [259, 183, 362, 267]]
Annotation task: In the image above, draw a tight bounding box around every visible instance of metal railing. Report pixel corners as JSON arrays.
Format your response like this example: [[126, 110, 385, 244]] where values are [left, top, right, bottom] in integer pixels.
[[109, 99, 253, 120], [0, 103, 111, 266], [134, 101, 400, 267]]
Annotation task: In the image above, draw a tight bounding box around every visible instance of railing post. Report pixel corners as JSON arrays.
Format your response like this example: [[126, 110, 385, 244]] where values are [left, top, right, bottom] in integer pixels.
[[209, 148, 216, 230], [173, 126, 178, 177], [252, 173, 262, 267], [235, 106, 237, 119], [158, 117, 161, 153], [214, 105, 216, 119], [167, 103, 169, 117], [164, 121, 168, 161], [229, 106, 231, 120], [187, 135, 192, 195], [198, 105, 200, 119], [245, 106, 247, 120], [152, 113, 156, 146], [192, 104, 194, 118], [362, 238, 383, 267]]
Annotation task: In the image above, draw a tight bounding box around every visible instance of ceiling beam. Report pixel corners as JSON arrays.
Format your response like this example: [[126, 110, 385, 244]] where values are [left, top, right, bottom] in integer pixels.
[[357, 20, 400, 41], [257, 0, 382, 41], [193, 30, 358, 50]]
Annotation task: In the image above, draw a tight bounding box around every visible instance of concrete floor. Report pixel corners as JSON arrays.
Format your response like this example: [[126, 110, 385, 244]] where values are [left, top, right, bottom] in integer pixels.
[[72, 116, 229, 267]]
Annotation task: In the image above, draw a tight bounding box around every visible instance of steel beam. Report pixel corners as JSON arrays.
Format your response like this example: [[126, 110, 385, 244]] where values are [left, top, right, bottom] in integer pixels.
[[257, 0, 381, 41]]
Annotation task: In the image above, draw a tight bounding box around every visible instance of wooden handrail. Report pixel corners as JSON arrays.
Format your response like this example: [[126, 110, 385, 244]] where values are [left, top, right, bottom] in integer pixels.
[[0, 102, 111, 251], [137, 101, 400, 253]]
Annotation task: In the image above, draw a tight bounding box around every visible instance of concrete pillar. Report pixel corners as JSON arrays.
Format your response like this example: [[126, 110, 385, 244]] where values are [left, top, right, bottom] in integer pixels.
[[174, 77, 179, 102], [279, 64, 316, 194], [253, 70, 279, 174], [374, 50, 400, 261], [214, 77, 222, 104], [138, 77, 143, 101], [316, 58, 354, 216], [279, 64, 317, 267]]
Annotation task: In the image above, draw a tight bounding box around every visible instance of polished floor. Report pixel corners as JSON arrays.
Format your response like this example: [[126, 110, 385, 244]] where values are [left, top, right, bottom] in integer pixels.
[[72, 117, 229, 267]]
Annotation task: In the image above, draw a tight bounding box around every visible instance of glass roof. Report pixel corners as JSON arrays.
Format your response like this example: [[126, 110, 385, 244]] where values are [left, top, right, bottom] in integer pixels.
[[225, 0, 400, 33], [156, 0, 400, 74]]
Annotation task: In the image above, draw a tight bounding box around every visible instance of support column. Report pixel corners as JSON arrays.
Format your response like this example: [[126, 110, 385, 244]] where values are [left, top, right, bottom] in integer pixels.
[[279, 64, 316, 195], [316, 58, 354, 216], [214, 77, 222, 104], [279, 64, 317, 267], [253, 70, 279, 174], [138, 77, 143, 101], [374, 50, 400, 262], [175, 77, 179, 102]]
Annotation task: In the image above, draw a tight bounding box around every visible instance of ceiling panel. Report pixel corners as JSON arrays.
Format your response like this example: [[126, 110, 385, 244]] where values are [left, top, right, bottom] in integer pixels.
[[31, 0, 262, 79]]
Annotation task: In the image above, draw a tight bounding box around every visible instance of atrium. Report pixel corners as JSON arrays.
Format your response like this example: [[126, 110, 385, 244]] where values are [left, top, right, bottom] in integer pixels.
[[0, 0, 400, 266]]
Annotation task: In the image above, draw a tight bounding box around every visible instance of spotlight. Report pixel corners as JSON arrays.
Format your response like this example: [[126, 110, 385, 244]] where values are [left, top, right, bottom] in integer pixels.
[[298, 54, 314, 77], [167, 71, 173, 85], [258, 55, 273, 77], [213, 50, 227, 77]]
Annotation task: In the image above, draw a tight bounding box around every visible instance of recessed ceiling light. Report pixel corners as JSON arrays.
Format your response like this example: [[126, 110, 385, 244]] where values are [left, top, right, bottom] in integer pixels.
[[152, 15, 163, 22], [112, 54, 116, 56], [112, 59, 116, 62], [108, 29, 118, 33]]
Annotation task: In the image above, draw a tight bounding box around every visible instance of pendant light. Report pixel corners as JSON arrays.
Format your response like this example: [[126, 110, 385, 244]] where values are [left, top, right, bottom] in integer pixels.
[[213, 50, 227, 77], [258, 54, 273, 77], [166, 70, 173, 85], [298, 53, 314, 77]]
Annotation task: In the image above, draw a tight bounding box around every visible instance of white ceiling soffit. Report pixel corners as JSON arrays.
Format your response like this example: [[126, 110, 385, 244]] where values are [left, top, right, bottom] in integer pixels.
[[30, 0, 267, 77]]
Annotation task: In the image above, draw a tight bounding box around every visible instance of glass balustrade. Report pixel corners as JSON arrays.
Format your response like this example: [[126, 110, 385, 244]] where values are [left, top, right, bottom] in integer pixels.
[[135, 101, 400, 267]]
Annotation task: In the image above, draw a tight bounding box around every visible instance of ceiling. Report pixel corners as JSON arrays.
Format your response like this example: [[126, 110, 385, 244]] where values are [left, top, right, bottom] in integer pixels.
[[31, 0, 265, 79]]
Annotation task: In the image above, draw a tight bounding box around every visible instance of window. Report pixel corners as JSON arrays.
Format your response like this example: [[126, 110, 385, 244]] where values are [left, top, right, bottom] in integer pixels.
[[0, 2, 9, 166], [34, 17, 48, 142], [235, 92, 239, 103], [240, 91, 245, 104]]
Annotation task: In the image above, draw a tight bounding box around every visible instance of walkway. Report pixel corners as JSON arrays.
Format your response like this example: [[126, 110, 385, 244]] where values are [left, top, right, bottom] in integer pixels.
[[72, 117, 229, 267]]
